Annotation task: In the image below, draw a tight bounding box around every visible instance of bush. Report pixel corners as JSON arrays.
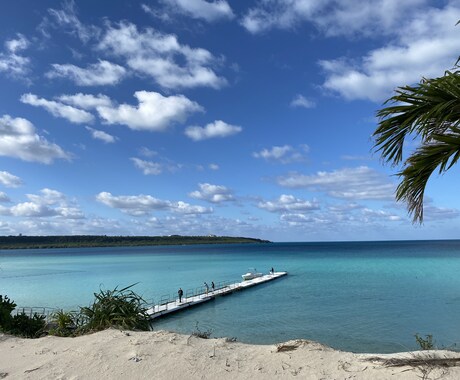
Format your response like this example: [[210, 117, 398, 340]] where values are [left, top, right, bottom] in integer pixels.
[[49, 310, 78, 337], [0, 295, 16, 331], [78, 284, 149, 333], [415, 333, 435, 350], [7, 312, 46, 338]]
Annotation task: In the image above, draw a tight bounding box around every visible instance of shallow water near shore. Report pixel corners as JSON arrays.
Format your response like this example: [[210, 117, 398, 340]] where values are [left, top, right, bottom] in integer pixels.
[[1, 240, 460, 353]]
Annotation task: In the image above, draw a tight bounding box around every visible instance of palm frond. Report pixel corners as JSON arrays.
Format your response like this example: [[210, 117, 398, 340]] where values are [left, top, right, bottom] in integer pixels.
[[374, 70, 460, 222]]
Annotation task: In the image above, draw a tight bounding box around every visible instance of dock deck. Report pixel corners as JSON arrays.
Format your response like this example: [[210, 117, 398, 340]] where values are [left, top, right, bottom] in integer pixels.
[[146, 271, 287, 319]]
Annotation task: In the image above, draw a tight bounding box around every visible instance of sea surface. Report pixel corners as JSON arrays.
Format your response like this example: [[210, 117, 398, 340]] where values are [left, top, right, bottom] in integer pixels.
[[1, 240, 460, 353]]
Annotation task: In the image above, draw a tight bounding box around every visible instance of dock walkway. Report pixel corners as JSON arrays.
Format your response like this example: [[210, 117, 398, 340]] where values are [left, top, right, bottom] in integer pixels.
[[146, 271, 287, 319]]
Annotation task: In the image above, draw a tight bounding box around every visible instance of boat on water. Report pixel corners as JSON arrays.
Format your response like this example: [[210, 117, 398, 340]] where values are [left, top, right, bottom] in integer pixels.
[[241, 268, 263, 281]]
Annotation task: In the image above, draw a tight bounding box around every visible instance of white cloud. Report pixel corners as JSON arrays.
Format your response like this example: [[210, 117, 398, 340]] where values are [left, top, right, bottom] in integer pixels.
[[290, 94, 316, 108], [253, 144, 308, 163], [0, 34, 30, 77], [139, 147, 158, 158], [362, 208, 402, 222], [85, 127, 117, 143], [241, 0, 426, 35], [0, 192, 10, 202], [0, 115, 70, 164], [131, 158, 163, 175], [209, 163, 219, 170], [189, 183, 234, 203], [57, 93, 112, 109], [96, 191, 211, 216], [158, 0, 234, 22], [1, 188, 84, 219], [96, 191, 170, 216], [423, 205, 460, 221], [97, 22, 226, 89], [97, 91, 203, 131], [44, 0, 99, 43], [173, 201, 212, 214], [0, 171, 23, 188], [320, 4, 460, 101], [185, 120, 241, 141], [258, 194, 320, 212], [20, 93, 94, 124], [277, 166, 395, 200], [47, 60, 127, 86]]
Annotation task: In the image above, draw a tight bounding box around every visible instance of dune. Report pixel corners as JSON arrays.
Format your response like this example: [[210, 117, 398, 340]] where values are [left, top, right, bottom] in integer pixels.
[[1, 329, 459, 379]]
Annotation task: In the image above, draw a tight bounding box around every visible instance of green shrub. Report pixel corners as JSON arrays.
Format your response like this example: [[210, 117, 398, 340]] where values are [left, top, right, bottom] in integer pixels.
[[49, 310, 78, 337], [78, 284, 149, 333], [415, 333, 435, 350], [0, 295, 16, 331], [9, 312, 46, 338]]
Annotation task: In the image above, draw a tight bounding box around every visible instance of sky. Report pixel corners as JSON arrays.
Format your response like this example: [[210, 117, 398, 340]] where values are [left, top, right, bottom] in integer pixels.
[[1, 0, 460, 242]]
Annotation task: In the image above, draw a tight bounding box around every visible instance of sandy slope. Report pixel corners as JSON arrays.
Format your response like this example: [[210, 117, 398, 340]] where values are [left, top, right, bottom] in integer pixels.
[[1, 329, 459, 379]]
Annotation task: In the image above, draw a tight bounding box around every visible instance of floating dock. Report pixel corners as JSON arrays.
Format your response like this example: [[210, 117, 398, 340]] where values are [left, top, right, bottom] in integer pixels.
[[146, 271, 287, 319]]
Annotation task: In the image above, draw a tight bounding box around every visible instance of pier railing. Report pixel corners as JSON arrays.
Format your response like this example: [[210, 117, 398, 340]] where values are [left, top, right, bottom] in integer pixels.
[[150, 279, 235, 310], [11, 306, 60, 322]]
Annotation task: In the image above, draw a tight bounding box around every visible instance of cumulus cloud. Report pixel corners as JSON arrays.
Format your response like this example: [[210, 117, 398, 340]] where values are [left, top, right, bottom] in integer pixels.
[[0, 115, 70, 164], [155, 0, 234, 22], [253, 144, 309, 163], [20, 93, 94, 124], [0, 188, 84, 219], [277, 166, 395, 200], [130, 158, 163, 175], [241, 0, 426, 35], [362, 208, 402, 222], [189, 183, 234, 203], [96, 191, 211, 216], [57, 93, 112, 109], [258, 194, 320, 213], [290, 94, 316, 109], [0, 171, 23, 188], [0, 192, 10, 202], [97, 91, 203, 131], [0, 34, 30, 77], [320, 4, 460, 101], [97, 22, 227, 89], [241, 1, 460, 102], [47, 60, 127, 86], [85, 127, 117, 143], [422, 205, 460, 222], [43, 0, 99, 43], [185, 120, 241, 141]]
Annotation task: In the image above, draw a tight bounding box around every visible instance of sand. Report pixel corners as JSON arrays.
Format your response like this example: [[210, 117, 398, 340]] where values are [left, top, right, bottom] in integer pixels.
[[1, 329, 459, 379]]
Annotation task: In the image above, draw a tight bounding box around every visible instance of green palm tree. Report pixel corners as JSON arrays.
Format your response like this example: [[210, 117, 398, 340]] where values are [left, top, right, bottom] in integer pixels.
[[373, 67, 460, 222]]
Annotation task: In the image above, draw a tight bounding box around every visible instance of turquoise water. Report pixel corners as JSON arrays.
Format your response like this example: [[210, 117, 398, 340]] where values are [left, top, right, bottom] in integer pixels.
[[1, 240, 460, 353]]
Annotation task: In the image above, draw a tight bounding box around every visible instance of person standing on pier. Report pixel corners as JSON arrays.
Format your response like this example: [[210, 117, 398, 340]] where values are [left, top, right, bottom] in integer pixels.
[[178, 288, 183, 303], [211, 281, 215, 292], [204, 282, 209, 295]]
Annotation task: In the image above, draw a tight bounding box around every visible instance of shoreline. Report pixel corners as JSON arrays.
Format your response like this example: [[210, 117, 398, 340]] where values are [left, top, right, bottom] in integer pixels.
[[1, 329, 459, 379]]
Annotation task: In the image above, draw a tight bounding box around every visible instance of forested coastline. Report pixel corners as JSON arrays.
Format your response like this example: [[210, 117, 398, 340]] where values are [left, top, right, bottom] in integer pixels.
[[0, 235, 270, 250]]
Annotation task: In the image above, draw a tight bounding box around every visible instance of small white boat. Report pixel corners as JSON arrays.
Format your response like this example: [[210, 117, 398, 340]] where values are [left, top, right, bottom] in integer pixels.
[[242, 268, 263, 281]]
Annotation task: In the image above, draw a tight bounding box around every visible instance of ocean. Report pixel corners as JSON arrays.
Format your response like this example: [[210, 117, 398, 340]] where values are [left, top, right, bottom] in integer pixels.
[[1, 240, 459, 353]]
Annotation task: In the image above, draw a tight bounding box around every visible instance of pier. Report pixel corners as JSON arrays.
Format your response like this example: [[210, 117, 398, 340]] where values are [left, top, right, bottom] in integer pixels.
[[146, 271, 287, 319]]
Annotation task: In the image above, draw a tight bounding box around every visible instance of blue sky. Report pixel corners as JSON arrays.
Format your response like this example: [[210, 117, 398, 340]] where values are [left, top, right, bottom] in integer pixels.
[[1, 0, 460, 242]]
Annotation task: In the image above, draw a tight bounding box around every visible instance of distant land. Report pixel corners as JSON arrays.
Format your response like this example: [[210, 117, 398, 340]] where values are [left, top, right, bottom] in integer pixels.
[[0, 235, 271, 249]]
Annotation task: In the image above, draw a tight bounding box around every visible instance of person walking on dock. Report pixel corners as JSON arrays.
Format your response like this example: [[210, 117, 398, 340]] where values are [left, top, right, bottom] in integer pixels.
[[204, 282, 209, 295], [178, 288, 183, 303], [211, 281, 215, 292]]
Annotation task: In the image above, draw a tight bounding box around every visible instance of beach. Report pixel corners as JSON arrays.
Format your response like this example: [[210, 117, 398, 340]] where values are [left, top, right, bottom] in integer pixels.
[[1, 329, 459, 379]]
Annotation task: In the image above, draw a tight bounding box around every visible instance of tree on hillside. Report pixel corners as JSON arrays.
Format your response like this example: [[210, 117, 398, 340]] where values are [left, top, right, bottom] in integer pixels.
[[373, 66, 460, 223]]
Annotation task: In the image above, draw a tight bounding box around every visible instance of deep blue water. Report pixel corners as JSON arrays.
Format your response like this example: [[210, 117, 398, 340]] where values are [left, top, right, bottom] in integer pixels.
[[1, 240, 460, 353]]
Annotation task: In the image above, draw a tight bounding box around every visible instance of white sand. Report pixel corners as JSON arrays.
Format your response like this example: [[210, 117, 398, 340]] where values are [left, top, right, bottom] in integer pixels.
[[1, 329, 459, 379]]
